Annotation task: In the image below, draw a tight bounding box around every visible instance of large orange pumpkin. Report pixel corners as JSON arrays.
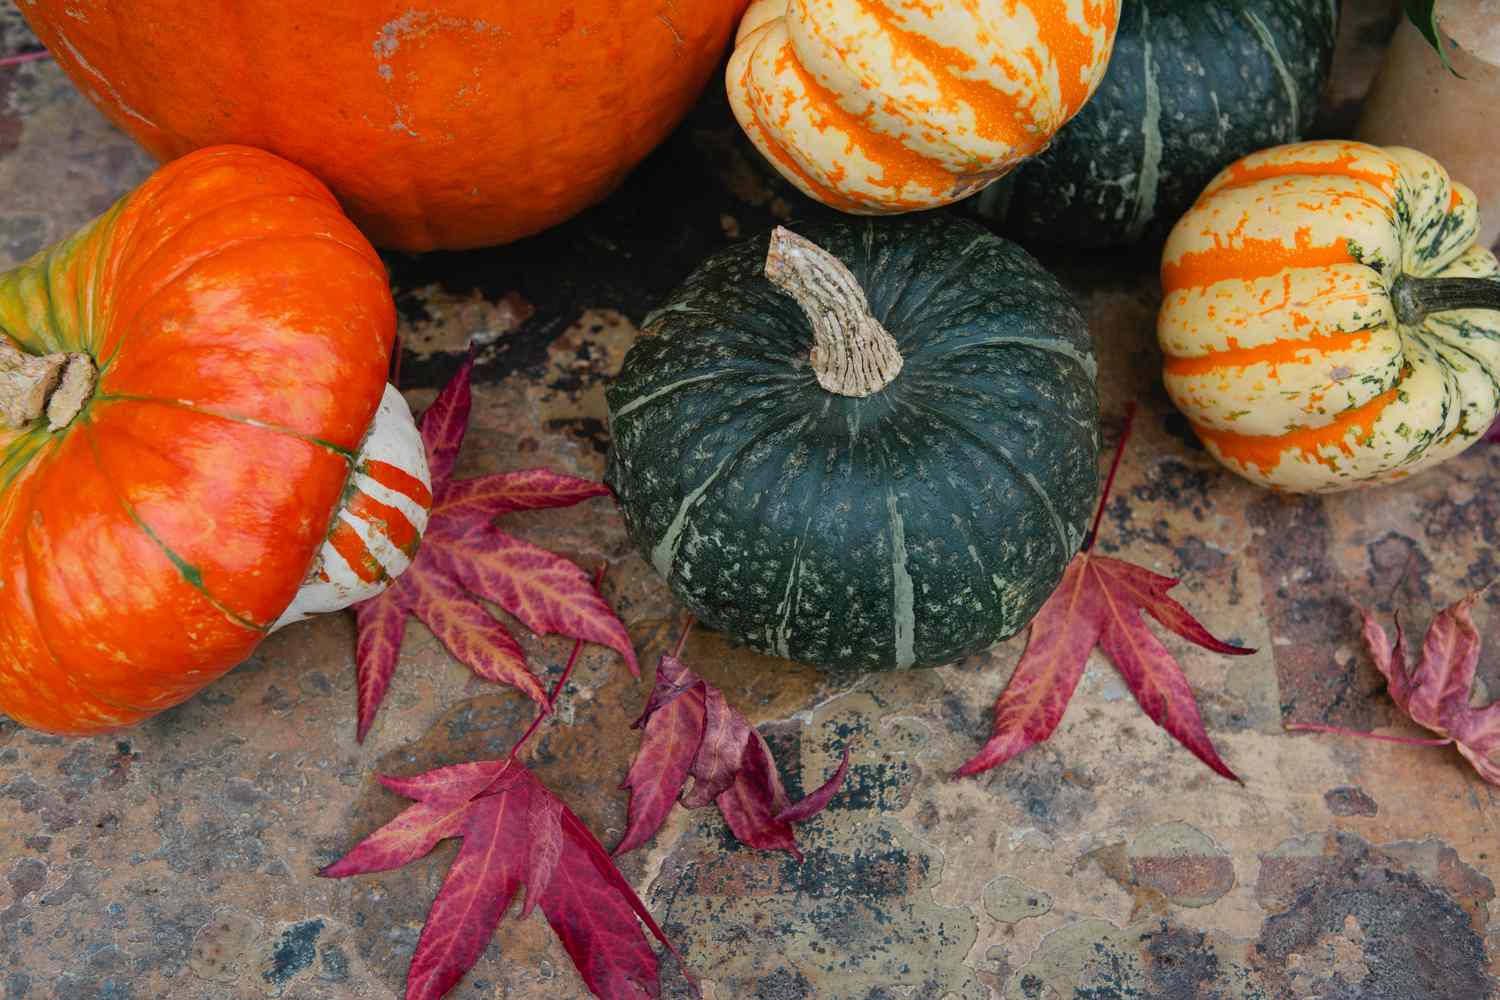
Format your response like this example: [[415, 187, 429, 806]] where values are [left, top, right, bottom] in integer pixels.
[[19, 1, 749, 251], [0, 147, 431, 734]]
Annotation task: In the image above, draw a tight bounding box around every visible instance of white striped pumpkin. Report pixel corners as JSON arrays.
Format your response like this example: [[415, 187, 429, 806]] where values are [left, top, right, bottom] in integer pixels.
[[727, 0, 1121, 213], [1159, 141, 1500, 493], [273, 384, 432, 629]]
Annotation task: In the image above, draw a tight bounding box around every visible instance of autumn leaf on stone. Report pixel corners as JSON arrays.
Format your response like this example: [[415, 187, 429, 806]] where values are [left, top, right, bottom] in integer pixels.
[[326, 589, 690, 1000], [353, 355, 637, 741], [957, 405, 1253, 782], [1289, 588, 1500, 784], [615, 636, 850, 860]]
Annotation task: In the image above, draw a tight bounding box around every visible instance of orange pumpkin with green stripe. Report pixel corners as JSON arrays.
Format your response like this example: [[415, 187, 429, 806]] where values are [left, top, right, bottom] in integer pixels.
[[727, 0, 1121, 213], [1159, 141, 1500, 493], [0, 147, 431, 734]]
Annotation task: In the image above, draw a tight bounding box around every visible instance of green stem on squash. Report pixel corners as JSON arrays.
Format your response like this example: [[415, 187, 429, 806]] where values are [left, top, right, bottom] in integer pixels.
[[1391, 275, 1500, 327], [765, 227, 904, 398], [0, 335, 95, 431]]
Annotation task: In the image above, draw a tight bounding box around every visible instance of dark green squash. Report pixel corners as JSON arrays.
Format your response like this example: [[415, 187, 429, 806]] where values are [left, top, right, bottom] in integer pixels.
[[972, 0, 1338, 248], [605, 216, 1100, 671]]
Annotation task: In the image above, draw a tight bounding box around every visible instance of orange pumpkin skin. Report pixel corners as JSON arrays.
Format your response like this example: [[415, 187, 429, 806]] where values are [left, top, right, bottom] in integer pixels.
[[0, 147, 398, 734], [20, 1, 748, 251]]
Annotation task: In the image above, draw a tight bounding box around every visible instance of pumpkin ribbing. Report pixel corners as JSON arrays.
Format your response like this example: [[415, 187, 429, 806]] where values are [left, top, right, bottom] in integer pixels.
[[972, 0, 1337, 248], [0, 147, 429, 734], [608, 216, 1100, 671]]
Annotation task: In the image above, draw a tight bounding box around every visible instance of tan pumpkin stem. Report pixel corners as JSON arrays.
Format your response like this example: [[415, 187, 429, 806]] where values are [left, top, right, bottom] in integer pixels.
[[0, 335, 95, 431], [765, 227, 903, 397]]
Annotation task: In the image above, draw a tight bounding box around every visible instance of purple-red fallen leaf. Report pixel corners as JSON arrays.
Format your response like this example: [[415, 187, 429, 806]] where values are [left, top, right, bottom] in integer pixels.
[[541, 802, 665, 998], [682, 687, 750, 808], [1097, 559, 1249, 656], [715, 732, 800, 859], [616, 649, 851, 858], [379, 760, 514, 806], [418, 354, 475, 486], [353, 363, 636, 740], [323, 756, 690, 1000], [615, 681, 707, 857], [354, 590, 409, 742], [958, 404, 1251, 782], [632, 655, 698, 727], [522, 790, 565, 918], [957, 551, 1248, 782], [776, 747, 852, 824], [435, 525, 640, 677], [1293, 588, 1500, 785], [435, 470, 610, 523], [1094, 561, 1240, 782], [318, 799, 471, 878], [955, 557, 1104, 778], [405, 786, 530, 1000], [405, 570, 547, 707], [556, 803, 687, 977]]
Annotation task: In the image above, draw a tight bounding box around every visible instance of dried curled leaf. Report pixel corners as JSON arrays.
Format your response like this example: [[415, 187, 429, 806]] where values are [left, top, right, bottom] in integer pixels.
[[616, 649, 850, 860], [1292, 588, 1500, 785]]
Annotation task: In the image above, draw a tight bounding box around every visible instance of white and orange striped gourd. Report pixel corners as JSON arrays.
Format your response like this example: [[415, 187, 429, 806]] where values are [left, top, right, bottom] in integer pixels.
[[727, 0, 1121, 213], [273, 384, 432, 630], [1159, 141, 1500, 493]]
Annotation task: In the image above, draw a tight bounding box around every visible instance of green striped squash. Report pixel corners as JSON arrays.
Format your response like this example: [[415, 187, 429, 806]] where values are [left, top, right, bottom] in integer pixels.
[[606, 216, 1100, 671], [973, 0, 1338, 248]]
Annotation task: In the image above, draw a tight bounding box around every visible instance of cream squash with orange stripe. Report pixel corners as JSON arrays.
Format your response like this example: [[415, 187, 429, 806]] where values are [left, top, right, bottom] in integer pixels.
[[727, 0, 1121, 213], [1159, 141, 1500, 493], [273, 385, 432, 631]]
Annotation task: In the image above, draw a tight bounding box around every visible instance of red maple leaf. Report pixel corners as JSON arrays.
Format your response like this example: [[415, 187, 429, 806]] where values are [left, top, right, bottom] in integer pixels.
[[615, 632, 850, 860], [957, 404, 1254, 781], [325, 574, 688, 1000], [1289, 588, 1500, 784], [354, 356, 637, 741]]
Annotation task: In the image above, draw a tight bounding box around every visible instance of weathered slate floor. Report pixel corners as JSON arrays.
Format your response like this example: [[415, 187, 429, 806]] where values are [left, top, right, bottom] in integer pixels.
[[5, 6, 1500, 999]]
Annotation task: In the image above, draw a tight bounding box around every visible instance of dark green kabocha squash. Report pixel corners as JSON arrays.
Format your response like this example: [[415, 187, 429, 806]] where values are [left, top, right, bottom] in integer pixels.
[[606, 216, 1100, 672], [972, 0, 1338, 248]]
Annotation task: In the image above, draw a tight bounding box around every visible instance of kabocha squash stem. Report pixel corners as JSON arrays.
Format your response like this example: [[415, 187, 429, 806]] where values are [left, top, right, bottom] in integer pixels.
[[1392, 276, 1500, 327], [764, 227, 903, 398]]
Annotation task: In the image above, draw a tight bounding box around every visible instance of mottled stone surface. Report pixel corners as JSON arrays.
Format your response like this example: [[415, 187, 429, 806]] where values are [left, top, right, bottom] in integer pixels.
[[4, 10, 1500, 1000]]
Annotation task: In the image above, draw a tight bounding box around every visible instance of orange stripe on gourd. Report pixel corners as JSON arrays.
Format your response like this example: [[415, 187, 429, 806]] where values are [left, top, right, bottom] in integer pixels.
[[328, 518, 384, 585], [1206, 146, 1401, 200], [346, 489, 421, 558], [1163, 229, 1356, 291], [850, 0, 1040, 154], [727, 0, 1120, 213], [364, 458, 433, 509], [1029, 0, 1117, 118], [1194, 383, 1402, 477], [1163, 326, 1382, 378]]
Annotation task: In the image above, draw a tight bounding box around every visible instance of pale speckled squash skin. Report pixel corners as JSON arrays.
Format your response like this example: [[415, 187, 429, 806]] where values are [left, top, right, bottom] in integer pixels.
[[727, 0, 1121, 215], [972, 0, 1337, 248], [606, 216, 1100, 671], [1159, 141, 1500, 493]]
